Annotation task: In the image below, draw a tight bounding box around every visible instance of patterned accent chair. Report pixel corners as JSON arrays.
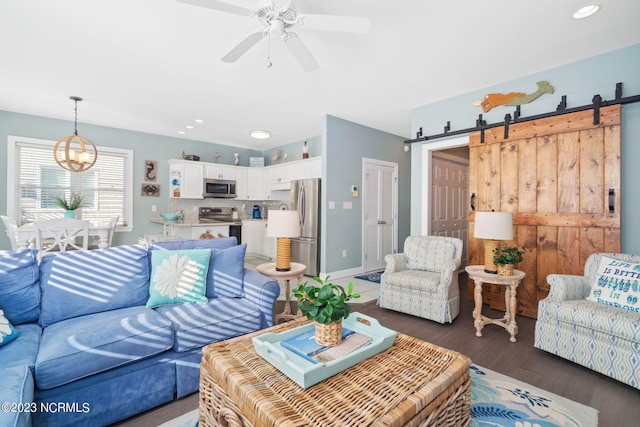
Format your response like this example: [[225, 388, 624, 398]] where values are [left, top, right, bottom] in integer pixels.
[[378, 236, 463, 324], [534, 253, 640, 389]]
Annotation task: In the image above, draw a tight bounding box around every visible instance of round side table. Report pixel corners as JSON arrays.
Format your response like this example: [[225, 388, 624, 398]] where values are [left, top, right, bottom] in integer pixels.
[[256, 262, 306, 324], [465, 265, 525, 343]]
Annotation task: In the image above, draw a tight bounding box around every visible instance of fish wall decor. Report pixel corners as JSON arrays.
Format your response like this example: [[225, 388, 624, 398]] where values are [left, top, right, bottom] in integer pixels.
[[475, 81, 554, 113]]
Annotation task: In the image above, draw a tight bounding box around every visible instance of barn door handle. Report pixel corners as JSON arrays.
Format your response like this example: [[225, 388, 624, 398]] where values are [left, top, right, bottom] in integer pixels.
[[609, 188, 615, 213], [470, 193, 476, 211]]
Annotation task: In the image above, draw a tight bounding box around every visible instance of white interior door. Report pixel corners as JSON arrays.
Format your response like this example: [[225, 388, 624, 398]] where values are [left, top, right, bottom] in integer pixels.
[[431, 153, 469, 266], [363, 158, 398, 272]]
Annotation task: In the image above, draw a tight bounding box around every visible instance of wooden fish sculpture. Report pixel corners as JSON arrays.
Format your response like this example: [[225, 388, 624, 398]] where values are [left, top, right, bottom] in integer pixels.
[[479, 81, 554, 113]]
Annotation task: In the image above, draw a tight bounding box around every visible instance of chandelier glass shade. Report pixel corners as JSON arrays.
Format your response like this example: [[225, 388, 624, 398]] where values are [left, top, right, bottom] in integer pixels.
[[53, 96, 97, 172]]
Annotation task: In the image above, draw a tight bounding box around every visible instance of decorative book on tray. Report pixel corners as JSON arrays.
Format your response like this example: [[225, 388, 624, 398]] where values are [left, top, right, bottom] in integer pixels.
[[252, 313, 397, 388], [281, 328, 373, 364]]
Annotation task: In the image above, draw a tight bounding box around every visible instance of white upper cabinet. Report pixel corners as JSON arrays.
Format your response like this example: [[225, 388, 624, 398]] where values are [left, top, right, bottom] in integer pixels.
[[290, 157, 321, 181], [169, 159, 204, 199], [167, 156, 320, 201], [235, 167, 249, 199], [204, 164, 236, 180], [268, 164, 291, 190], [246, 168, 267, 200]]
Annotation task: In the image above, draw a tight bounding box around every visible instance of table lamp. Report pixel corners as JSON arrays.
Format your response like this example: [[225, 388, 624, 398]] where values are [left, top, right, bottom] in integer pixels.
[[267, 210, 301, 271], [474, 211, 513, 274]]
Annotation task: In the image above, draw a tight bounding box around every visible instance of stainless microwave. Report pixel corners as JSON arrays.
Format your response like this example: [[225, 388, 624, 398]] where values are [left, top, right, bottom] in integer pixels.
[[203, 179, 237, 198]]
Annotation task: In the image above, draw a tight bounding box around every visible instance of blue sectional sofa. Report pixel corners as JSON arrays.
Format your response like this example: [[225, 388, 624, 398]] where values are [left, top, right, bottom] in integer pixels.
[[0, 238, 279, 427]]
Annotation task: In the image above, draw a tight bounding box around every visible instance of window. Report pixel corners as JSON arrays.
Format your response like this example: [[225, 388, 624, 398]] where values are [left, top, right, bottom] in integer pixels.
[[7, 136, 133, 231]]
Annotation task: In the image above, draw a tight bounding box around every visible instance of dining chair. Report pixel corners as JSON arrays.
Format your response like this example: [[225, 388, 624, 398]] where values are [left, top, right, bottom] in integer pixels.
[[34, 218, 90, 257], [89, 216, 119, 249], [1, 215, 19, 250]]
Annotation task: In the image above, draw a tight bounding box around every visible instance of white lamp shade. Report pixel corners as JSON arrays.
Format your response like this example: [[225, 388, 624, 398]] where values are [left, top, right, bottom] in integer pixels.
[[267, 210, 300, 238], [474, 211, 513, 240]]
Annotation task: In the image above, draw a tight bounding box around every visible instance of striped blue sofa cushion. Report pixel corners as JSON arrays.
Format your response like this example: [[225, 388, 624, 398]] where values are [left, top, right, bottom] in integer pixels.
[[35, 306, 174, 389], [39, 245, 150, 327], [0, 249, 40, 325], [154, 298, 261, 352]]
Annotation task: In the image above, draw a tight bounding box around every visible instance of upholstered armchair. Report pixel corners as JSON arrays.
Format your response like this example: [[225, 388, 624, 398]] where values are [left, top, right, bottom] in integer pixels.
[[378, 236, 463, 324]]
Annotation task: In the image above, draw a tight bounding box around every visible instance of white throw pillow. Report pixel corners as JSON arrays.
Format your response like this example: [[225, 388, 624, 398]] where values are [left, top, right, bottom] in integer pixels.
[[586, 255, 640, 312]]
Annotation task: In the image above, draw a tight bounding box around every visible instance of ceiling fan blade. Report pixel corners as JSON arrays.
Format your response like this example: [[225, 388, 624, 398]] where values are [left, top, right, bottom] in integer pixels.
[[297, 14, 371, 33], [176, 0, 253, 17], [283, 32, 318, 72], [221, 30, 265, 63]]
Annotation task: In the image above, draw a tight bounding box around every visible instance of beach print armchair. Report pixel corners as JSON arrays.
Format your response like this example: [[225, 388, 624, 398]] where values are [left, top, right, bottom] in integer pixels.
[[378, 236, 463, 324]]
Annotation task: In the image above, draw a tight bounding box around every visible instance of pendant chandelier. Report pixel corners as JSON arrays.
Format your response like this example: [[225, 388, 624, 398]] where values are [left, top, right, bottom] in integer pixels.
[[53, 96, 97, 172]]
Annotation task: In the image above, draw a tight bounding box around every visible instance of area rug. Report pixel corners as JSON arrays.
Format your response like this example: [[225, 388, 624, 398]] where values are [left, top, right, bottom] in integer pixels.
[[354, 269, 384, 283], [161, 364, 597, 427]]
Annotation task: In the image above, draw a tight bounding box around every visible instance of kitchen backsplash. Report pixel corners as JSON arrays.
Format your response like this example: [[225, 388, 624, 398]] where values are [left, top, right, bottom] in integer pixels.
[[168, 197, 288, 221]]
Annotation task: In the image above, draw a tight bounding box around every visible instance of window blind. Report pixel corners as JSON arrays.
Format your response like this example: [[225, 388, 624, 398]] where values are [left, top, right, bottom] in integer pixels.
[[14, 141, 130, 227]]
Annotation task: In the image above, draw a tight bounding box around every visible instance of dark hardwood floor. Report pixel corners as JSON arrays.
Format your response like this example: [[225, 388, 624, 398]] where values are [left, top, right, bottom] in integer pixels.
[[115, 273, 640, 426]]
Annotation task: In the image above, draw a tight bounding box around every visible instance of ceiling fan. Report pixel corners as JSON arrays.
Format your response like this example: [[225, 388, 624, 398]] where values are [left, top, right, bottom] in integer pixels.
[[176, 0, 371, 71]]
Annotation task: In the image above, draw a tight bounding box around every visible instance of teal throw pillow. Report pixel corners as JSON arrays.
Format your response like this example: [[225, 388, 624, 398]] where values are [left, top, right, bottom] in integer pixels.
[[0, 309, 19, 346], [586, 255, 640, 312], [147, 249, 211, 308]]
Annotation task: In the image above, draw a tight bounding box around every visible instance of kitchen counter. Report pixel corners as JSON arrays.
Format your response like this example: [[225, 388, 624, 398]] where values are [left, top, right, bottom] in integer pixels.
[[149, 216, 241, 226]]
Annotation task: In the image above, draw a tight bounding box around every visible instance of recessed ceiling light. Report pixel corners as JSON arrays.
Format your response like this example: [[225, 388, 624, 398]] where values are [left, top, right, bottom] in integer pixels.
[[572, 5, 600, 19], [177, 131, 186, 135], [250, 130, 271, 139], [185, 125, 194, 129], [195, 119, 204, 123]]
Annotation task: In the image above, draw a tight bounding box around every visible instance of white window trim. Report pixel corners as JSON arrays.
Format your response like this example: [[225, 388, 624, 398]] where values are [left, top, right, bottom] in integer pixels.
[[7, 135, 134, 232]]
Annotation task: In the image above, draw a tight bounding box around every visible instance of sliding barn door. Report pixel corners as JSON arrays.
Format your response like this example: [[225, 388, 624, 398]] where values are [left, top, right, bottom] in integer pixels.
[[468, 105, 621, 318]]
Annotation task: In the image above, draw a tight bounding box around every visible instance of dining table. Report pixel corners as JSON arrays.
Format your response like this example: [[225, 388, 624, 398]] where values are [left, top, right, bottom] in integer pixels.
[[15, 222, 113, 250]]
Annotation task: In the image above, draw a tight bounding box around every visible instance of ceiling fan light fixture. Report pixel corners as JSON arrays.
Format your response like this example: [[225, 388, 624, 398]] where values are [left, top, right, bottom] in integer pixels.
[[572, 5, 600, 19], [250, 129, 271, 139]]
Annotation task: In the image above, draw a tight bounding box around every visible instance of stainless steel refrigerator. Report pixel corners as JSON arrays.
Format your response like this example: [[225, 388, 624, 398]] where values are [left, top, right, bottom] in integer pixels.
[[290, 178, 321, 276]]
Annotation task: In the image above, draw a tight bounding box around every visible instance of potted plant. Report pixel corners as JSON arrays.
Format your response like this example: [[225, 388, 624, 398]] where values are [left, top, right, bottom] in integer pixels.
[[55, 193, 87, 218], [292, 276, 360, 347], [493, 246, 524, 276]]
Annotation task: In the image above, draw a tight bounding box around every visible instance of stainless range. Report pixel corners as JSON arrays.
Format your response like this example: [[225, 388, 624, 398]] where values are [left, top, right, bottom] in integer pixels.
[[199, 207, 242, 244], [198, 207, 234, 223]]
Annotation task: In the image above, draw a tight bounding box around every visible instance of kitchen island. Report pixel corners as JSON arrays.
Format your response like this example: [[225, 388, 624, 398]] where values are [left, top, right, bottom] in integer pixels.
[[149, 216, 236, 240]]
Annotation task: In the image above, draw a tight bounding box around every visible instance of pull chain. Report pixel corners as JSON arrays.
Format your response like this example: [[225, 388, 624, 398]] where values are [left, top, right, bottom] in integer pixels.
[[266, 30, 272, 68]]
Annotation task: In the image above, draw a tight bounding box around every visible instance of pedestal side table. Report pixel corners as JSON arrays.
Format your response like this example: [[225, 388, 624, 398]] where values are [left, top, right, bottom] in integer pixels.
[[256, 262, 306, 324], [465, 265, 525, 343]]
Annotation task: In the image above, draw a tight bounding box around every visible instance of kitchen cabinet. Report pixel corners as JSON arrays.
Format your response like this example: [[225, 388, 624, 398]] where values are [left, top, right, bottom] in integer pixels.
[[290, 157, 321, 180], [235, 167, 249, 199], [246, 168, 267, 200], [169, 160, 203, 199], [243, 220, 266, 256], [204, 164, 236, 180], [268, 164, 291, 190], [242, 220, 275, 259], [164, 224, 229, 239]]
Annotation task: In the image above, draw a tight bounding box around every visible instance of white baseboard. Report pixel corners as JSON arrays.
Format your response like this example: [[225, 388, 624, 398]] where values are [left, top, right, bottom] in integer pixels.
[[321, 266, 364, 280]]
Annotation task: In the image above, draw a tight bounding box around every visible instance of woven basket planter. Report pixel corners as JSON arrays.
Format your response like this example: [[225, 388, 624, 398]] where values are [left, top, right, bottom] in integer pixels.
[[497, 264, 514, 276], [315, 319, 342, 347]]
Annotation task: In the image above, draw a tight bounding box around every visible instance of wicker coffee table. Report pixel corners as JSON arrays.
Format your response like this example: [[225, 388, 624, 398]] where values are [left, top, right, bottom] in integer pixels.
[[199, 318, 471, 426]]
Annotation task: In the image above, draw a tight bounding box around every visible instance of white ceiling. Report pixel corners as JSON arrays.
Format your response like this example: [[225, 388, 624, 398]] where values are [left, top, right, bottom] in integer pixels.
[[1, 0, 639, 150]]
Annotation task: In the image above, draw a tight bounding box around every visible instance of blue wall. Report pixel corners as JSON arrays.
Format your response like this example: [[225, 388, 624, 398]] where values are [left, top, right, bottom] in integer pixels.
[[410, 44, 640, 254], [0, 110, 262, 249], [322, 115, 410, 274]]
